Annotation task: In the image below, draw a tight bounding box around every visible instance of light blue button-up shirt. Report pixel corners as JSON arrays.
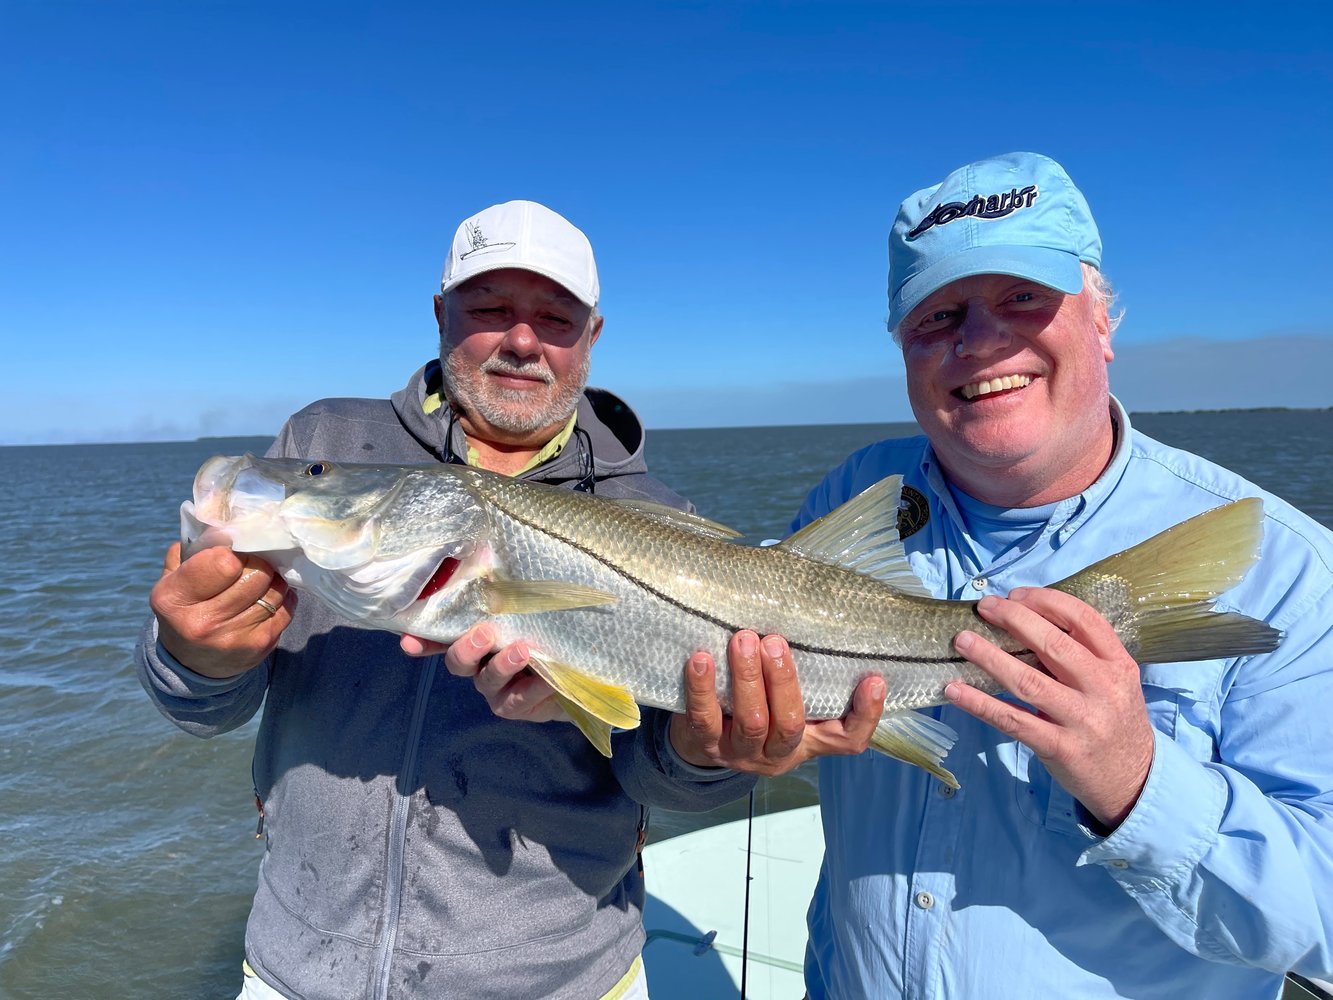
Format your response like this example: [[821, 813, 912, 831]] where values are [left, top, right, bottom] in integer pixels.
[[798, 401, 1333, 999]]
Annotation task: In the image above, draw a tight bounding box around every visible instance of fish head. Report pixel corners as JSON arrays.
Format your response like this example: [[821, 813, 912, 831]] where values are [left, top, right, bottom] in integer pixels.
[[181, 455, 487, 621]]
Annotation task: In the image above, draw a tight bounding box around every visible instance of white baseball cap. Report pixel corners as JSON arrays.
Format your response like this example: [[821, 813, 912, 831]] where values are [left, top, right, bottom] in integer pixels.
[[440, 200, 599, 308]]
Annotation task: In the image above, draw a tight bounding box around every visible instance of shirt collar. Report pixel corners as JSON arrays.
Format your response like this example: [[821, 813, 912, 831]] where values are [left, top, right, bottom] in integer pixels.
[[917, 394, 1135, 545]]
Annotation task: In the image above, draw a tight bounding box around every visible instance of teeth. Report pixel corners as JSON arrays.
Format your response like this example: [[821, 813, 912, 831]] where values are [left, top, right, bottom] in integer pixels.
[[960, 374, 1031, 400]]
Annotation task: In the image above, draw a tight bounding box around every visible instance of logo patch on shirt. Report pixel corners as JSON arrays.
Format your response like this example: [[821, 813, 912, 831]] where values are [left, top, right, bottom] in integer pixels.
[[906, 185, 1039, 240], [897, 485, 930, 540], [459, 221, 516, 259]]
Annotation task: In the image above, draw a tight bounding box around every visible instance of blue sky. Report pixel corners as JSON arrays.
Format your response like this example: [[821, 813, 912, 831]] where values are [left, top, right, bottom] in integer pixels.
[[3, 0, 1331, 445]]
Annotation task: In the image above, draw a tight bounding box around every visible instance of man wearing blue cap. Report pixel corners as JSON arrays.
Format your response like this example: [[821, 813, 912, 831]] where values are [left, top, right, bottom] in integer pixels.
[[688, 153, 1333, 998]]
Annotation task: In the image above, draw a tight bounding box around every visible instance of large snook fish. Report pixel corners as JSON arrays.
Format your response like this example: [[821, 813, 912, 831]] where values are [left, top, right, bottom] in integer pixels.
[[181, 454, 1281, 786]]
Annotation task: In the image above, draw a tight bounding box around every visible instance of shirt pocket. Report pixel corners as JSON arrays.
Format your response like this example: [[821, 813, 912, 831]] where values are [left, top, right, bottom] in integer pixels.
[[1013, 663, 1221, 834], [1139, 661, 1222, 762], [1012, 741, 1084, 837]]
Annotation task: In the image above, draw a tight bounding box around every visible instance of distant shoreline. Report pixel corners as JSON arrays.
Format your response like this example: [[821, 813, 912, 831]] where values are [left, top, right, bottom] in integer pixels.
[[3, 407, 1331, 449], [1131, 405, 1332, 416]]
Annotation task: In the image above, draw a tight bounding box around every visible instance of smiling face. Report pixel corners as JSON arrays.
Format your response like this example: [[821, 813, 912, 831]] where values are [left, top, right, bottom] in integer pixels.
[[436, 268, 602, 455], [897, 269, 1115, 507]]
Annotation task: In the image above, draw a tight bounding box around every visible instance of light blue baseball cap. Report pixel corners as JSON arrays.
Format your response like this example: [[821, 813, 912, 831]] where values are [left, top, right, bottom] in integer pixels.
[[887, 152, 1102, 332]]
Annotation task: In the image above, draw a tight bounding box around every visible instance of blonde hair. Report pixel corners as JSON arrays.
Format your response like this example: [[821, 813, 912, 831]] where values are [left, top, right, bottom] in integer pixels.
[[1082, 263, 1124, 336]]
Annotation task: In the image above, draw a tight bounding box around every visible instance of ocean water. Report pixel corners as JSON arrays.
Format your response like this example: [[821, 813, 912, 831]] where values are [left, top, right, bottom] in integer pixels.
[[1, 410, 1330, 999]]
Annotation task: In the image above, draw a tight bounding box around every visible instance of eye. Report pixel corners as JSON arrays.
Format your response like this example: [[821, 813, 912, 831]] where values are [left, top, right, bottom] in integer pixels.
[[302, 462, 327, 477], [911, 309, 955, 334]]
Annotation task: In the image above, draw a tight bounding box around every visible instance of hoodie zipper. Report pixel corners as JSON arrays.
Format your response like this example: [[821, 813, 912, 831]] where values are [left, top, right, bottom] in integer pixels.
[[368, 653, 438, 999]]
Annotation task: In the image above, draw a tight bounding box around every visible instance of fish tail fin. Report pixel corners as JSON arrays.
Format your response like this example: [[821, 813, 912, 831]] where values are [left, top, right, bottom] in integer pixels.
[[869, 711, 959, 789], [1131, 606, 1283, 664], [1055, 497, 1281, 663]]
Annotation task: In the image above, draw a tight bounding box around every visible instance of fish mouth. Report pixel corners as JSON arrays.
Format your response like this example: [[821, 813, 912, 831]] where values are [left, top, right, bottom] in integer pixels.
[[193, 455, 287, 522], [955, 373, 1033, 401]]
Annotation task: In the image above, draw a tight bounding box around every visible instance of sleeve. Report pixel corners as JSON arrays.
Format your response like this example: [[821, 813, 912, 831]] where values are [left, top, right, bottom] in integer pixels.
[[608, 708, 758, 811], [1080, 567, 1333, 979], [134, 615, 271, 737]]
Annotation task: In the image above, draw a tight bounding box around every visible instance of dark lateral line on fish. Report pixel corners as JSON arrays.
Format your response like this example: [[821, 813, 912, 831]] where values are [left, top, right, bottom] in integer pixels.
[[494, 503, 1004, 667]]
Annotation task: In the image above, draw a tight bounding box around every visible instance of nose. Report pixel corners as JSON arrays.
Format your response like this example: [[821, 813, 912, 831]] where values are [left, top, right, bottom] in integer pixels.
[[954, 303, 1011, 359], [499, 320, 542, 360]]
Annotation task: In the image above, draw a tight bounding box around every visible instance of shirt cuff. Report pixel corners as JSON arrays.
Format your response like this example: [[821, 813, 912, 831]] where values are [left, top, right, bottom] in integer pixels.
[[656, 714, 740, 783], [1078, 729, 1225, 881]]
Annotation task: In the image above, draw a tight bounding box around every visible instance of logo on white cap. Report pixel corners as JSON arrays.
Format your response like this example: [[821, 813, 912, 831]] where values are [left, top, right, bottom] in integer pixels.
[[460, 221, 515, 259]]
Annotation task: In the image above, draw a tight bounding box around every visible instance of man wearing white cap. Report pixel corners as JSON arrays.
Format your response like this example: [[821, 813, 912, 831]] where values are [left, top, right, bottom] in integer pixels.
[[691, 153, 1333, 998], [135, 200, 758, 999]]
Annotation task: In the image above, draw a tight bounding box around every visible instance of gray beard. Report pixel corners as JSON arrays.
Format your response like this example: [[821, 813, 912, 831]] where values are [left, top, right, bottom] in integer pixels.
[[441, 349, 590, 436]]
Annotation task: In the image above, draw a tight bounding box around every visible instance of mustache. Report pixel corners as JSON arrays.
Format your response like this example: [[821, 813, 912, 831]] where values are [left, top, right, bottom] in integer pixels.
[[480, 358, 555, 386]]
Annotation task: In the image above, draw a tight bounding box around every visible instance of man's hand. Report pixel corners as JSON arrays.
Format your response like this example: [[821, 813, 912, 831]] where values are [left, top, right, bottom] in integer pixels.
[[669, 631, 887, 776], [407, 624, 567, 723], [945, 588, 1155, 830], [150, 543, 293, 678]]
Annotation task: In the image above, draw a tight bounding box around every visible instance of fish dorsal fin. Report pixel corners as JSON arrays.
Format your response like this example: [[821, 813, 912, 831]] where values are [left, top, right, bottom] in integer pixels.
[[609, 498, 743, 540], [525, 650, 642, 755], [778, 475, 932, 597], [481, 578, 619, 614]]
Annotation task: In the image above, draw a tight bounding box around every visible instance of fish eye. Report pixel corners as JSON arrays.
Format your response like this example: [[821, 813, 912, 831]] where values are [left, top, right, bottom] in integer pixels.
[[302, 462, 327, 477]]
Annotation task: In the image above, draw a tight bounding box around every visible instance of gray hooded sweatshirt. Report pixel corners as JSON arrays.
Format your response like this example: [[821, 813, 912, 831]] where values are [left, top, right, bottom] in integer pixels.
[[136, 362, 755, 1000]]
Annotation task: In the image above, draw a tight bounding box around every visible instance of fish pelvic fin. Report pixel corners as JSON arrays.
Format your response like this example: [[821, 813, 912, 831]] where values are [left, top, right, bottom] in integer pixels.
[[552, 694, 615, 757], [481, 578, 618, 614], [525, 649, 641, 739], [869, 710, 959, 789], [1054, 498, 1282, 664], [779, 475, 932, 597]]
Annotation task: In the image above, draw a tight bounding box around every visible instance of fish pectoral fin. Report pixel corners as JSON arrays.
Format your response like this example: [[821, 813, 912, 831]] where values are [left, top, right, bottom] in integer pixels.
[[481, 578, 618, 614], [608, 498, 743, 540], [552, 693, 614, 757], [526, 650, 642, 733], [869, 710, 959, 789], [779, 475, 932, 597]]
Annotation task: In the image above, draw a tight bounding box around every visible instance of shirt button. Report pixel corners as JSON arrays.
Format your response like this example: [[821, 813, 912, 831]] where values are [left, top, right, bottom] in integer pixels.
[[938, 783, 956, 798], [1108, 859, 1130, 870], [971, 576, 987, 591], [915, 891, 934, 909]]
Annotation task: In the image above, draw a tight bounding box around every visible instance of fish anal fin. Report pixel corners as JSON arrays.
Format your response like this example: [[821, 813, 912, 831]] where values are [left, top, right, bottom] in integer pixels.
[[482, 578, 618, 614], [869, 710, 959, 789], [525, 650, 641, 733]]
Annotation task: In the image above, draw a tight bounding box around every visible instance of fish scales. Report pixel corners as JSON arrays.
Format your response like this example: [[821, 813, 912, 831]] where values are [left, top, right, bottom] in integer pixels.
[[180, 455, 1282, 785], [466, 471, 1003, 716]]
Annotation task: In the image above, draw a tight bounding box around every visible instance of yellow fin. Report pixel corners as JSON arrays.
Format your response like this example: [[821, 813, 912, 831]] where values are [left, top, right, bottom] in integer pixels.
[[779, 475, 931, 596], [552, 693, 614, 757], [869, 710, 959, 788], [1053, 498, 1281, 664], [525, 649, 641, 733], [482, 578, 618, 614]]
